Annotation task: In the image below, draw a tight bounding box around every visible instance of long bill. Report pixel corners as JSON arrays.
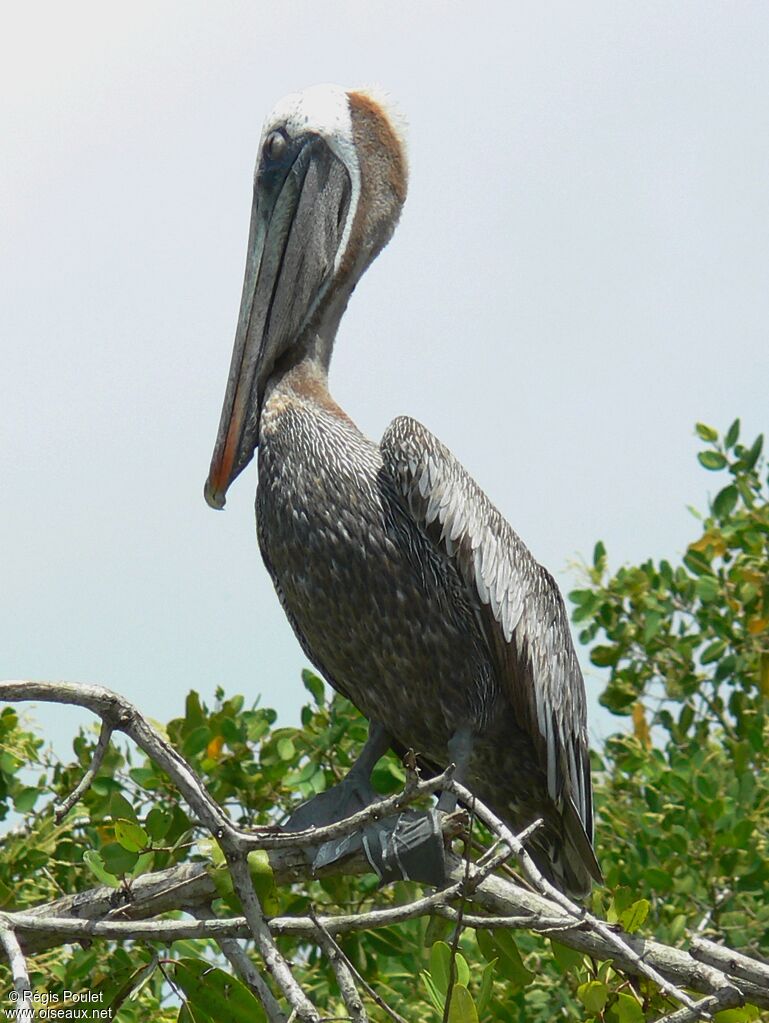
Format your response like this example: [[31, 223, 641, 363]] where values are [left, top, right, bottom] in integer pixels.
[[204, 136, 352, 509]]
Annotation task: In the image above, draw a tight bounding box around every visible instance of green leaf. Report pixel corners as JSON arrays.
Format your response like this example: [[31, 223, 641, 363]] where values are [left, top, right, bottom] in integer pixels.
[[129, 767, 160, 790], [696, 576, 720, 602], [447, 985, 479, 1023], [101, 841, 138, 876], [424, 914, 453, 947], [477, 930, 534, 989], [550, 939, 583, 972], [698, 451, 727, 471], [12, 787, 39, 813], [108, 791, 138, 822], [725, 418, 741, 449], [593, 540, 607, 569], [476, 960, 496, 1015], [302, 669, 325, 706], [429, 941, 451, 995], [207, 864, 234, 900], [642, 612, 663, 643], [619, 898, 650, 933], [577, 980, 609, 1013], [130, 851, 154, 878], [247, 850, 278, 914], [714, 1007, 760, 1023], [455, 952, 470, 989], [82, 849, 120, 889], [145, 807, 172, 842], [276, 736, 295, 761], [738, 433, 763, 471], [174, 959, 266, 1022], [713, 485, 738, 518], [591, 644, 620, 667], [420, 971, 444, 1014], [695, 422, 719, 442], [643, 866, 673, 891], [701, 639, 727, 665], [610, 992, 646, 1023], [182, 725, 212, 757], [114, 818, 149, 853], [178, 1003, 213, 1023]]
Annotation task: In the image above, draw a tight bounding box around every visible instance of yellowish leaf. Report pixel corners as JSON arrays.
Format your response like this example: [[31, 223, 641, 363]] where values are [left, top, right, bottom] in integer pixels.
[[632, 703, 651, 749], [688, 531, 726, 556], [206, 734, 224, 760], [747, 616, 769, 635]]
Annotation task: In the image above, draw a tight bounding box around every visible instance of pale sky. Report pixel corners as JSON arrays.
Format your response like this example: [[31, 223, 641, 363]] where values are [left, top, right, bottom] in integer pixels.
[[2, 1, 768, 758]]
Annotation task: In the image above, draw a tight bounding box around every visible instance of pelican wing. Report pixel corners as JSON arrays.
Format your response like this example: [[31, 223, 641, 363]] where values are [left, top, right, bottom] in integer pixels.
[[381, 416, 599, 879]]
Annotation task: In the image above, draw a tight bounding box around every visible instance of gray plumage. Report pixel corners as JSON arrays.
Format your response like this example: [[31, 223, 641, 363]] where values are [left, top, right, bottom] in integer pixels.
[[256, 373, 600, 895]]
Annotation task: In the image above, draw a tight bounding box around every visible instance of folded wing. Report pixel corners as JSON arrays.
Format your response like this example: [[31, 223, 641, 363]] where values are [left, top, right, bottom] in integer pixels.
[[381, 415, 601, 888]]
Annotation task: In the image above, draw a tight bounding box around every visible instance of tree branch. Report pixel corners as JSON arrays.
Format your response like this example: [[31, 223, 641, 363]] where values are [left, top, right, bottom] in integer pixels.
[[53, 720, 113, 822], [0, 924, 34, 1023], [310, 909, 368, 1023], [2, 678, 766, 1022]]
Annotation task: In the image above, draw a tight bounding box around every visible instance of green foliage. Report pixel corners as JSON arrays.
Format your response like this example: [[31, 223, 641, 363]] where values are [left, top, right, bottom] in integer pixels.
[[0, 418, 767, 1021], [571, 420, 769, 968]]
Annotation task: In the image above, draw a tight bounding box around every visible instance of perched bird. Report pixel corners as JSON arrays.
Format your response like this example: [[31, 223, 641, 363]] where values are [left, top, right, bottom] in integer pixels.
[[205, 84, 601, 897]]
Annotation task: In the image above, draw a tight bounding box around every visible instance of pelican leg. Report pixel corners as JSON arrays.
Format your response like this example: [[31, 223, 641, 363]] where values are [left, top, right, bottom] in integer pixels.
[[436, 725, 474, 813], [285, 719, 447, 887], [284, 720, 391, 833]]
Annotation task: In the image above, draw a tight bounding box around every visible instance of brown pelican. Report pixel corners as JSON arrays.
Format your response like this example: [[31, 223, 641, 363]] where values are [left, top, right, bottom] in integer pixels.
[[205, 84, 601, 896]]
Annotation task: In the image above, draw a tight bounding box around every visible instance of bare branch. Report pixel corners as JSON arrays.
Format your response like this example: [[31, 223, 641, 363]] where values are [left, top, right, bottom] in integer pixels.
[[0, 923, 34, 1023], [1, 680, 231, 836], [226, 854, 319, 1022], [690, 936, 769, 989], [434, 908, 579, 933], [189, 907, 287, 1023], [450, 779, 699, 1012], [3, 678, 766, 1021], [219, 938, 288, 1023], [654, 985, 744, 1023], [231, 768, 455, 853], [311, 909, 368, 1023], [53, 720, 113, 822], [308, 919, 408, 1023]]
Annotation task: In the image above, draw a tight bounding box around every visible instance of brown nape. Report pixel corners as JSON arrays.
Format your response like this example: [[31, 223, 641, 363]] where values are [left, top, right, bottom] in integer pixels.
[[341, 91, 409, 281], [347, 91, 408, 204]]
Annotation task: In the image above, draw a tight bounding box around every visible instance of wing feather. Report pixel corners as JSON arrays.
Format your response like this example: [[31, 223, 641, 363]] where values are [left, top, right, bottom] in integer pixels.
[[381, 415, 600, 882]]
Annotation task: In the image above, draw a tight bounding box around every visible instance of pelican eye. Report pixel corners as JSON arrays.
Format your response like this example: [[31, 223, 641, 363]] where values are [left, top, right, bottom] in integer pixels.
[[264, 130, 288, 162]]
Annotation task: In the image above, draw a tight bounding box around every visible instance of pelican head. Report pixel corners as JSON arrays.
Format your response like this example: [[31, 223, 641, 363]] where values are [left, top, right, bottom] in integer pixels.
[[204, 84, 408, 509]]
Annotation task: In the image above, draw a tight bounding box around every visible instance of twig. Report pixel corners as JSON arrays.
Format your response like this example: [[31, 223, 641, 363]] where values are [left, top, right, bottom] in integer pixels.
[[1, 680, 318, 1022], [310, 909, 367, 1023], [53, 720, 113, 822], [442, 797, 478, 1023], [690, 936, 769, 988], [450, 779, 700, 1012], [308, 922, 407, 1023], [237, 768, 454, 853], [189, 907, 287, 1023], [654, 985, 743, 1023], [0, 924, 34, 1023], [3, 680, 763, 1019], [435, 908, 579, 934], [694, 888, 732, 936], [219, 938, 287, 1023], [226, 855, 319, 1022]]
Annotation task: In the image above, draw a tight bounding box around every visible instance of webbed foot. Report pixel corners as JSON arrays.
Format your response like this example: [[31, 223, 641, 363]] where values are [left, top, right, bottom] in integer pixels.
[[283, 722, 447, 886]]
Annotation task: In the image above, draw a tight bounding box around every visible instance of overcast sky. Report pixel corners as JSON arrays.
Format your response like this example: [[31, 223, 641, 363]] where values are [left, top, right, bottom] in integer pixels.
[[2, 1, 768, 759]]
